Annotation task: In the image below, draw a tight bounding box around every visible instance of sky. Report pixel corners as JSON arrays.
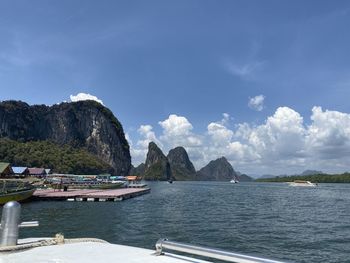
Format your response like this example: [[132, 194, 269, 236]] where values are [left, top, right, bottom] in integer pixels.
[[1, 0, 350, 176]]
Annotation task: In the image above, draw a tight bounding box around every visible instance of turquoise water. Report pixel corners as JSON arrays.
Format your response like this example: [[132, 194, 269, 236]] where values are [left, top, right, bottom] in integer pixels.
[[20, 182, 350, 262]]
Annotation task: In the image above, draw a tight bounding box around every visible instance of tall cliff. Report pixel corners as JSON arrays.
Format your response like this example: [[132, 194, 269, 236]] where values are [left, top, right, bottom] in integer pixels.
[[196, 157, 237, 181], [167, 147, 196, 180], [0, 100, 131, 176], [144, 142, 172, 180]]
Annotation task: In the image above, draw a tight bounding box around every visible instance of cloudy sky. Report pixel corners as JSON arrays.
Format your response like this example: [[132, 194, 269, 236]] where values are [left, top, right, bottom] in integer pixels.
[[1, 0, 350, 175]]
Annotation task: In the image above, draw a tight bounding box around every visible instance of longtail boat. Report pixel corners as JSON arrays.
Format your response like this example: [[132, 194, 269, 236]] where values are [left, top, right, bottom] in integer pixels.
[[0, 180, 35, 204]]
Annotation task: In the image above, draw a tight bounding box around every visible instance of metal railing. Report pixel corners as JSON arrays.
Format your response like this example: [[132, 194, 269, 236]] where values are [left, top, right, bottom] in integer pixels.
[[155, 238, 286, 263], [0, 201, 39, 246]]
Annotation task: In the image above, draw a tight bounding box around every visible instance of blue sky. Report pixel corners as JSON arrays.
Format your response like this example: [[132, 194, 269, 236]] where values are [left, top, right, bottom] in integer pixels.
[[1, 0, 350, 175]]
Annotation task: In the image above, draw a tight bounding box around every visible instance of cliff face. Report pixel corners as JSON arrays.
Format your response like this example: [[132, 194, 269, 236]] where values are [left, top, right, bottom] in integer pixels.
[[167, 147, 196, 180], [0, 100, 131, 176], [144, 142, 172, 180], [196, 157, 237, 181], [129, 163, 145, 176]]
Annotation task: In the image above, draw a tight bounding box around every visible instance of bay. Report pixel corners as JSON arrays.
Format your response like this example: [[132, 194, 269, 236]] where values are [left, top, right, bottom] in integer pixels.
[[19, 182, 350, 263]]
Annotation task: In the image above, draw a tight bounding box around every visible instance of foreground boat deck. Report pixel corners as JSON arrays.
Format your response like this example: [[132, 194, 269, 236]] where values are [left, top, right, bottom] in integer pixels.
[[2, 239, 212, 263], [33, 187, 150, 201]]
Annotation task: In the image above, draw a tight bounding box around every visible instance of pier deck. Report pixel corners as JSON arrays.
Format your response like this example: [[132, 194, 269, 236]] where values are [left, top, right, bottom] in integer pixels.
[[33, 187, 150, 202]]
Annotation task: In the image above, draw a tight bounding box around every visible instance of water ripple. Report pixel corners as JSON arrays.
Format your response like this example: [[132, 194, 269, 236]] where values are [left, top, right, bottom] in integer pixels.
[[20, 182, 350, 263]]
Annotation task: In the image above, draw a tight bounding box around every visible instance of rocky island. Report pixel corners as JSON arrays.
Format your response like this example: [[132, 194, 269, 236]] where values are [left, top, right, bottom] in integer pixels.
[[0, 100, 131, 175], [131, 142, 252, 182]]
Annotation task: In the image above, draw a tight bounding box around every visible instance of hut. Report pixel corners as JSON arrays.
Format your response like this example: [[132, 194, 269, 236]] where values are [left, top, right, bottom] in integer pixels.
[[126, 175, 142, 184], [0, 162, 13, 177], [12, 167, 29, 177], [28, 168, 47, 178]]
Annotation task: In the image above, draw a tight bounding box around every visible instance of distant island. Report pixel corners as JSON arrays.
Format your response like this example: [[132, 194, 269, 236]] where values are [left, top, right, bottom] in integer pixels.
[[130, 141, 253, 182], [256, 172, 350, 183]]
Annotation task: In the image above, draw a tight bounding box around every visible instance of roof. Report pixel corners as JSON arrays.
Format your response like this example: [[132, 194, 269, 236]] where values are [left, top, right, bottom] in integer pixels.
[[126, 176, 141, 181], [0, 162, 11, 173], [12, 167, 28, 174], [28, 168, 46, 175], [45, 169, 51, 174]]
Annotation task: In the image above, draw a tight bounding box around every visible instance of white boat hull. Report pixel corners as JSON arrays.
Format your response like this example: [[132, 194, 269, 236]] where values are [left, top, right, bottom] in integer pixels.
[[288, 181, 317, 187], [5, 239, 212, 263]]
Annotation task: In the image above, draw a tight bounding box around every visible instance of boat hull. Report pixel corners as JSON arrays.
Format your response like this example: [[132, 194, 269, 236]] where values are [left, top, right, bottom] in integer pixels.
[[0, 188, 35, 205], [288, 181, 316, 187]]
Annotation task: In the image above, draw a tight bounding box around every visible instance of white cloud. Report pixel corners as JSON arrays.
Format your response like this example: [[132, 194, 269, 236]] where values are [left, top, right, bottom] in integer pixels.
[[128, 125, 163, 166], [248, 95, 265, 111], [159, 114, 202, 148], [128, 106, 350, 175], [246, 107, 306, 161], [306, 106, 350, 158], [159, 114, 193, 136], [225, 60, 265, 78], [207, 122, 233, 146], [70, 92, 104, 105], [220, 113, 231, 125], [137, 125, 162, 148]]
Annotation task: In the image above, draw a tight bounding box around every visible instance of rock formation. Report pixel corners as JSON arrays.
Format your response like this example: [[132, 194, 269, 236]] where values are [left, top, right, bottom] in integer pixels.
[[196, 157, 238, 181], [0, 100, 131, 176], [129, 163, 145, 176], [143, 142, 172, 180], [167, 147, 196, 180]]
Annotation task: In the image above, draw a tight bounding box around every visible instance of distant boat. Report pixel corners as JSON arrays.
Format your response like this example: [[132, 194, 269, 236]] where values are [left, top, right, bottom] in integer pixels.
[[230, 178, 239, 183], [0, 180, 35, 205], [288, 180, 317, 187], [167, 180, 173, 184]]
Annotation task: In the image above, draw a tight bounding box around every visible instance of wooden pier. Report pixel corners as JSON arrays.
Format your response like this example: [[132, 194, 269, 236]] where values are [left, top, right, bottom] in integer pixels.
[[33, 187, 150, 202]]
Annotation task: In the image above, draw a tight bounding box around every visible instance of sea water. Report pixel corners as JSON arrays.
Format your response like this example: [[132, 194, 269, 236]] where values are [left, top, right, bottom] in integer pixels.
[[20, 182, 350, 263]]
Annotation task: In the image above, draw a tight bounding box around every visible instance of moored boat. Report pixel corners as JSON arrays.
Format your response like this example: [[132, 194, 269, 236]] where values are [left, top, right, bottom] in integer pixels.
[[0, 180, 35, 204]]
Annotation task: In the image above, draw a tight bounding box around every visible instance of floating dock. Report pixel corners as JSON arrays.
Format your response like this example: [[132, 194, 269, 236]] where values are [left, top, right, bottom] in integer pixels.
[[128, 183, 148, 188], [33, 187, 150, 202]]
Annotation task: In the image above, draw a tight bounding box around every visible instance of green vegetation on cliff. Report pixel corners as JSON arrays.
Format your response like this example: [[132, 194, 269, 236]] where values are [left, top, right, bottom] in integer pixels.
[[143, 162, 171, 180], [256, 173, 350, 183], [0, 138, 113, 174]]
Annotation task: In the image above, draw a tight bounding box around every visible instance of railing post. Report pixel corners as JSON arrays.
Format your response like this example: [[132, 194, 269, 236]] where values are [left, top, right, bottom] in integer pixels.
[[155, 238, 167, 255], [0, 201, 21, 246], [0, 201, 39, 247]]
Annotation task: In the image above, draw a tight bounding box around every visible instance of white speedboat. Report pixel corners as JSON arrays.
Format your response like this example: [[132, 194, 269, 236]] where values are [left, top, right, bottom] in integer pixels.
[[288, 180, 317, 187], [230, 178, 239, 183]]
